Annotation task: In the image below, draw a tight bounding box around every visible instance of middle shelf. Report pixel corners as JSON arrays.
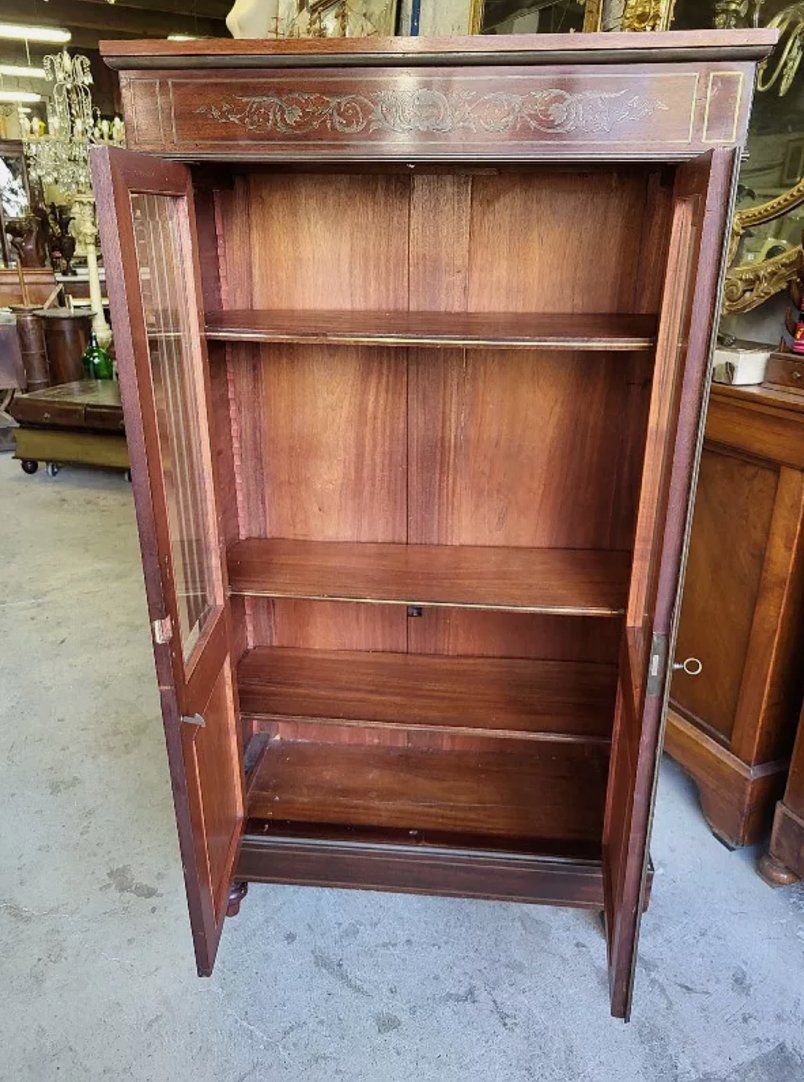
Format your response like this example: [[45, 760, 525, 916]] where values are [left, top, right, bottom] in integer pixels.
[[227, 539, 631, 616], [238, 646, 618, 740], [205, 309, 658, 351]]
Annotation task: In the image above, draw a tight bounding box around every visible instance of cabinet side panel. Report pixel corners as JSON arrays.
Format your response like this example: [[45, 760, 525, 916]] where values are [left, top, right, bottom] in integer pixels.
[[214, 177, 255, 309]]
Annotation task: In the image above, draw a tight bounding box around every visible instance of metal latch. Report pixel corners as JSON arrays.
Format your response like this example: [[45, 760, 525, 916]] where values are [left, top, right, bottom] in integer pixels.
[[151, 615, 172, 645], [181, 713, 206, 728], [647, 633, 668, 697]]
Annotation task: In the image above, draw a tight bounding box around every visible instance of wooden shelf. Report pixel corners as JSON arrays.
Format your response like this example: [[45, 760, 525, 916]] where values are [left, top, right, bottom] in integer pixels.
[[238, 646, 617, 740], [205, 309, 658, 351], [228, 539, 630, 616], [247, 735, 608, 842]]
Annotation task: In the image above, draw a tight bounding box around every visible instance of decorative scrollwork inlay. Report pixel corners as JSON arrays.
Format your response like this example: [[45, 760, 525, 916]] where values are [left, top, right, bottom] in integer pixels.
[[196, 87, 669, 138]]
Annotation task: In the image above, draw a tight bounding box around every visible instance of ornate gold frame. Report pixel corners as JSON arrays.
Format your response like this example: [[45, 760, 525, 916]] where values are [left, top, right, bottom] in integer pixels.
[[467, 1, 799, 314], [723, 176, 804, 314], [621, 0, 678, 31], [471, 1, 677, 35]]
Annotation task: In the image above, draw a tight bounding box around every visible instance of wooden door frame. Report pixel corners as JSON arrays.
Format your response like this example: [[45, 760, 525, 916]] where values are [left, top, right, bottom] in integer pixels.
[[604, 146, 741, 1018], [91, 145, 245, 974]]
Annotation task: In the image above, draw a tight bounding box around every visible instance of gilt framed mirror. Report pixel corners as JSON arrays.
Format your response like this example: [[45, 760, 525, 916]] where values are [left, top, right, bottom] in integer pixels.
[[673, 0, 804, 316], [0, 140, 32, 267]]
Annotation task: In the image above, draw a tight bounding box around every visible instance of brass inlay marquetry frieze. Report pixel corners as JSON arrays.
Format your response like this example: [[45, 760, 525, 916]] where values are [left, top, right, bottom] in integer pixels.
[[195, 87, 669, 137]]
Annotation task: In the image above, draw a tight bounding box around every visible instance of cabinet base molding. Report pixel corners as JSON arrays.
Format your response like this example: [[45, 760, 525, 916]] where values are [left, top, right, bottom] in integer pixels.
[[665, 710, 789, 847], [759, 802, 804, 887], [237, 833, 614, 908]]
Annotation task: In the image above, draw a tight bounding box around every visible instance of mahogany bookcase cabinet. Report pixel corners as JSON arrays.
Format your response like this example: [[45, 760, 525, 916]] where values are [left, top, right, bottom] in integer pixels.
[[92, 29, 774, 1019]]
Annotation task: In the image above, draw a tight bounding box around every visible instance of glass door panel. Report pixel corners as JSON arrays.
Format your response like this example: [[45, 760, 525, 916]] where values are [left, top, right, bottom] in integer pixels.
[[130, 192, 220, 665]]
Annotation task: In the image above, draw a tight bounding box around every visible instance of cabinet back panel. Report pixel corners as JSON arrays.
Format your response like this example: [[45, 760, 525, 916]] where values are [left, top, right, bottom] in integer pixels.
[[247, 173, 410, 311], [409, 348, 652, 550], [464, 172, 647, 313], [406, 609, 621, 664], [245, 597, 621, 664], [228, 341, 407, 542], [222, 167, 667, 316], [229, 343, 651, 551], [245, 597, 407, 653], [217, 163, 658, 686]]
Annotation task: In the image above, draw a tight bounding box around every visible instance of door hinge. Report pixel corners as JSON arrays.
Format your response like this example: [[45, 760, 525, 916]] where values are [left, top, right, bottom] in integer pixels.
[[647, 633, 669, 697], [151, 615, 172, 645], [181, 713, 206, 728]]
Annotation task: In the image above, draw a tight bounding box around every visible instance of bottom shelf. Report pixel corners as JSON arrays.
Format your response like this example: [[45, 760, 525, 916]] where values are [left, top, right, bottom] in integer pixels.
[[246, 735, 609, 847]]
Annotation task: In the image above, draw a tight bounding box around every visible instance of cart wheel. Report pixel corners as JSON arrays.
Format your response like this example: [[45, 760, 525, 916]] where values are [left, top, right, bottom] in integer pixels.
[[21, 459, 39, 475], [125, 469, 132, 483], [46, 462, 61, 478]]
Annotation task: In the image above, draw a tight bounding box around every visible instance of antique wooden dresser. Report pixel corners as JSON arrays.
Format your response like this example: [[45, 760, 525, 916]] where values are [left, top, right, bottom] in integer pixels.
[[92, 29, 774, 1019], [667, 383, 804, 847]]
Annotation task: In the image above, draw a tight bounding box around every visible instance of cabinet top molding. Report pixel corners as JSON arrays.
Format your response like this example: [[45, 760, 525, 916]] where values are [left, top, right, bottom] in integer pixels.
[[100, 30, 778, 71]]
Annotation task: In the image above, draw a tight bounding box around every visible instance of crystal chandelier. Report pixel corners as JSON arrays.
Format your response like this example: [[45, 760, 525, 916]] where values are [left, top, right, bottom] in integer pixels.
[[20, 49, 125, 199], [18, 49, 124, 348]]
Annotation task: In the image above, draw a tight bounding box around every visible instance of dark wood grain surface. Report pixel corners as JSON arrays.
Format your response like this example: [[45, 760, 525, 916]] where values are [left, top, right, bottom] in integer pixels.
[[237, 832, 607, 908], [247, 736, 609, 842], [604, 148, 739, 1020], [205, 310, 657, 350], [668, 384, 804, 847], [237, 646, 616, 739], [91, 147, 245, 979], [228, 538, 631, 616], [99, 27, 769, 1016], [101, 29, 778, 68], [761, 699, 804, 885]]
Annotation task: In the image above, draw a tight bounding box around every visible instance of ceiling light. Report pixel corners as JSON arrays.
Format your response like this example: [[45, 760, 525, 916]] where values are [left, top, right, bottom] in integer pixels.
[[0, 63, 47, 79], [0, 23, 71, 45], [0, 89, 42, 103]]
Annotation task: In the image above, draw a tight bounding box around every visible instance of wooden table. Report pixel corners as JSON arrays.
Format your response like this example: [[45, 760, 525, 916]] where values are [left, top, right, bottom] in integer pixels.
[[10, 379, 129, 477], [666, 383, 804, 847]]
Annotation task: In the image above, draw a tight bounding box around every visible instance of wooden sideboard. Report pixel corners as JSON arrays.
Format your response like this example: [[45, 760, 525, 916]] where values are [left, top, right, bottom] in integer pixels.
[[667, 383, 804, 847]]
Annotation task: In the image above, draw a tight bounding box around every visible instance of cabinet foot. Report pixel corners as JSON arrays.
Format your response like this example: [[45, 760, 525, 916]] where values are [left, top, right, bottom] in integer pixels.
[[758, 853, 799, 888], [226, 880, 248, 917]]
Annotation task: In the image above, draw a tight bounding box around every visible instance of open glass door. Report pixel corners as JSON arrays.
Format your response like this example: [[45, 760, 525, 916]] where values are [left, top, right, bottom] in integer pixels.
[[604, 148, 740, 1018], [91, 147, 244, 975]]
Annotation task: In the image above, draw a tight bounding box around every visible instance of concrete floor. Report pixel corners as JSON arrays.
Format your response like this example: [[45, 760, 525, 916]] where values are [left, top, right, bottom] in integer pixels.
[[1, 453, 803, 1082]]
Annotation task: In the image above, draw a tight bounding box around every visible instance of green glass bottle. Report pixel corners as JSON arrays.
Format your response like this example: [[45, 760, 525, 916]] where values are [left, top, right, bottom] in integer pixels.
[[81, 330, 114, 380]]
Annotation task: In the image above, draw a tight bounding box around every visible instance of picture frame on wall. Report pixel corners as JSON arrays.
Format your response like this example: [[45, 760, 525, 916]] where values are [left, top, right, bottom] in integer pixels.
[[471, 1, 587, 34], [285, 0, 401, 36], [227, 0, 401, 37]]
